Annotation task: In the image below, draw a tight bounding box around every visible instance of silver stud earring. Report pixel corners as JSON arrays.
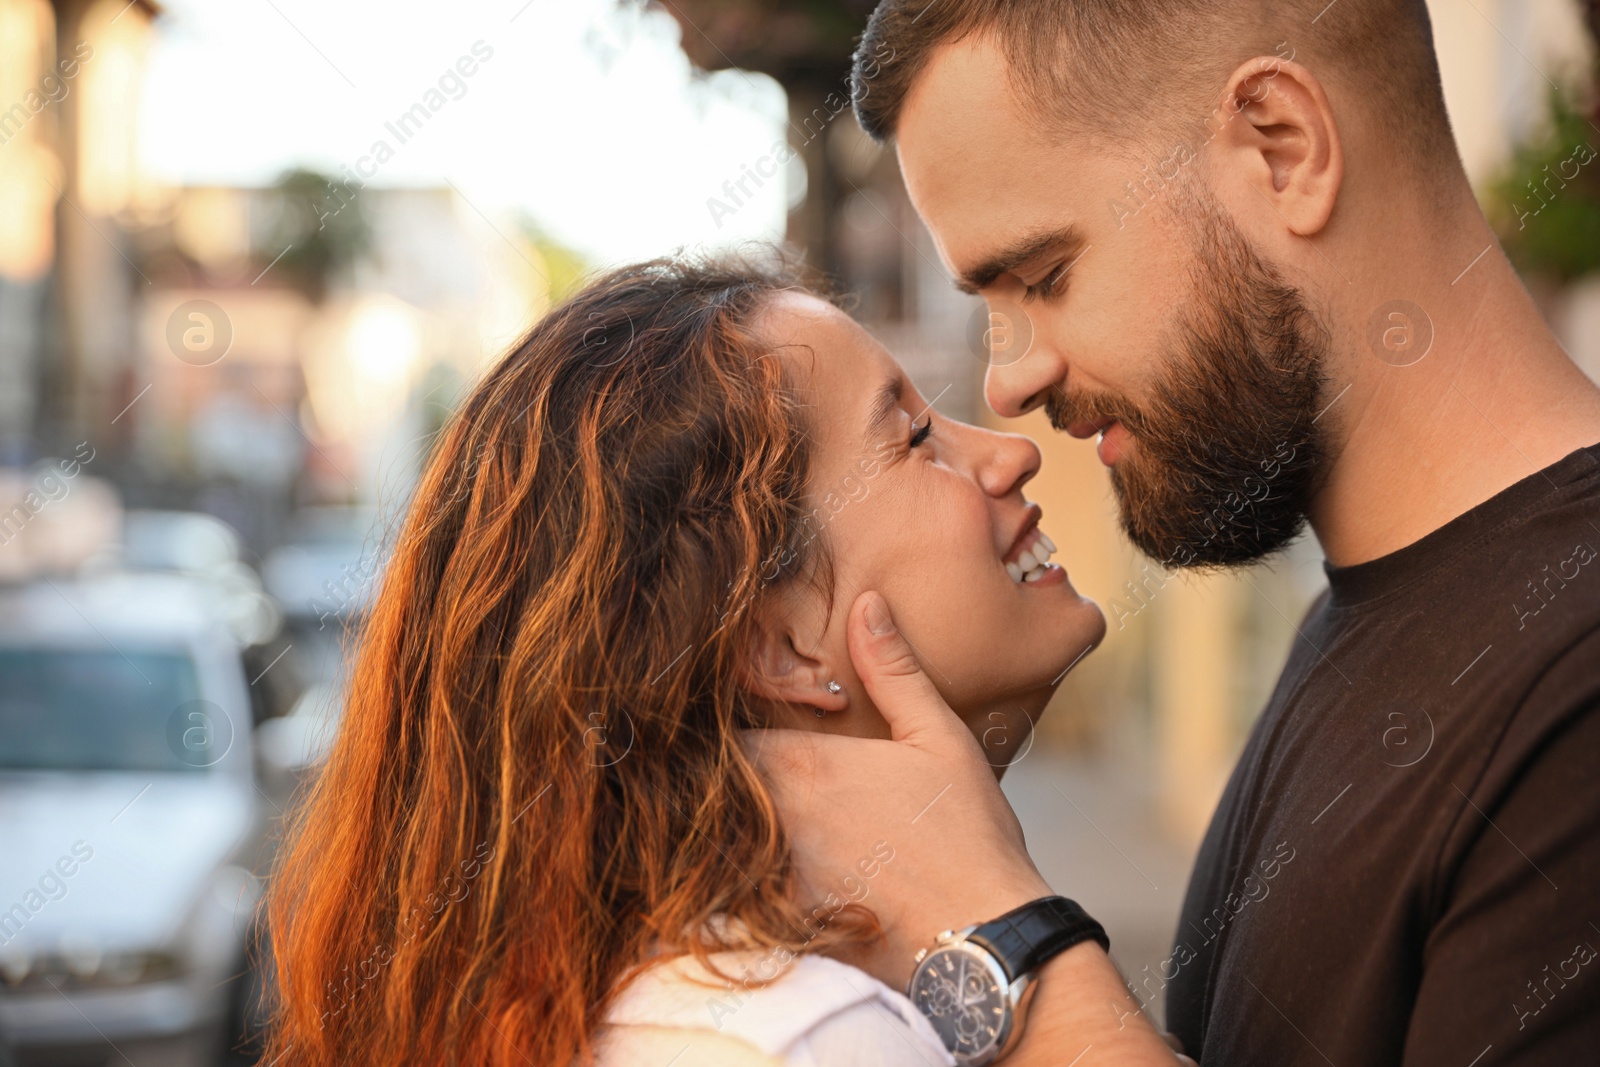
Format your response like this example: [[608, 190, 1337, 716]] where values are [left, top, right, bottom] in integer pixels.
[[816, 680, 843, 718]]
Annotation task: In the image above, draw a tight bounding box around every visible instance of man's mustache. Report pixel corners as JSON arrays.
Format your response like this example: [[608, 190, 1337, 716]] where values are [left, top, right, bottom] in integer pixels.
[[1042, 385, 1145, 437]]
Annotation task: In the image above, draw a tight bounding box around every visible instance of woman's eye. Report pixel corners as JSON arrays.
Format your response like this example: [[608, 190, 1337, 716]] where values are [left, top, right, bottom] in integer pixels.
[[910, 417, 933, 448]]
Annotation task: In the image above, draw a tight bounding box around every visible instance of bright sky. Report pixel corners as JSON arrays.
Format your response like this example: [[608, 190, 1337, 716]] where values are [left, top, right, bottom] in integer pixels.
[[139, 0, 793, 266]]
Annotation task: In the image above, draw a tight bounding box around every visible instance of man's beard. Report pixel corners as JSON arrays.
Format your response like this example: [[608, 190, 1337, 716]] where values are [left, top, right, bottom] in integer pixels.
[[1047, 197, 1330, 570]]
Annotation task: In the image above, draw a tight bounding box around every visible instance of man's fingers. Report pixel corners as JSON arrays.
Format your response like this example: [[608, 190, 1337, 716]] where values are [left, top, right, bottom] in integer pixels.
[[847, 591, 971, 749]]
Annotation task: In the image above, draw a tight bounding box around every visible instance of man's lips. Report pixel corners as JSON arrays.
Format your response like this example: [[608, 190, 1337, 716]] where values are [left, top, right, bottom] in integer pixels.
[[1065, 416, 1118, 440]]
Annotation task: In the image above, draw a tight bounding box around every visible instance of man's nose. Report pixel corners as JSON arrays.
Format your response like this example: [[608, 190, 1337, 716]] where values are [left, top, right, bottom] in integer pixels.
[[984, 335, 1068, 418]]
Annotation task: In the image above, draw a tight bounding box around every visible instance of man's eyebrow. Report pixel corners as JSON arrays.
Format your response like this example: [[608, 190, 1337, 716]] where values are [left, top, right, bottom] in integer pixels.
[[864, 375, 903, 444], [954, 225, 1087, 296]]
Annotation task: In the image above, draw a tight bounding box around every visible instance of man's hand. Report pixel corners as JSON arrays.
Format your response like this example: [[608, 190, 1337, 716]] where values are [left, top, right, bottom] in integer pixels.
[[745, 591, 1183, 1065], [744, 590, 1051, 987]]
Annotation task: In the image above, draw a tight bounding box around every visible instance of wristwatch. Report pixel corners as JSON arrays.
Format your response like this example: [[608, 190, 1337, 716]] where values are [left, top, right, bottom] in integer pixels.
[[906, 896, 1108, 1066]]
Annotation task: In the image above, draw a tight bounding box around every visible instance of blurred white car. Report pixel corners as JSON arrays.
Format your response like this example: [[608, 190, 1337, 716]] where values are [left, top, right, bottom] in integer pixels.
[[0, 573, 263, 1067]]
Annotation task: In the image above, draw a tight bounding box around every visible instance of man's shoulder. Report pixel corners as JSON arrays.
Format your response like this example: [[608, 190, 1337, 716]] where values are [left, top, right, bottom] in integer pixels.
[[1467, 620, 1600, 798]]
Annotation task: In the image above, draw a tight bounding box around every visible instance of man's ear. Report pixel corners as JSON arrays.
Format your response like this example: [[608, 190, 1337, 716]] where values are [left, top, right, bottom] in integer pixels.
[[1212, 55, 1344, 238], [741, 600, 849, 715]]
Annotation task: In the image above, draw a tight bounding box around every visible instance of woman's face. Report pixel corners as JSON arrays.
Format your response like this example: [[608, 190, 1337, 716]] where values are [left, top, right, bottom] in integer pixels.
[[747, 293, 1106, 770]]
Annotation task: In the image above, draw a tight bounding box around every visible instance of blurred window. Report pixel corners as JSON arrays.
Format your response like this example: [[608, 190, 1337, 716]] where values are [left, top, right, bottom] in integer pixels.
[[0, 647, 205, 772]]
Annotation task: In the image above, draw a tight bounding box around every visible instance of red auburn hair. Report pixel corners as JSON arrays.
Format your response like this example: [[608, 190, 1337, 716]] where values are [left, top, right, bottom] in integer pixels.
[[259, 254, 876, 1066]]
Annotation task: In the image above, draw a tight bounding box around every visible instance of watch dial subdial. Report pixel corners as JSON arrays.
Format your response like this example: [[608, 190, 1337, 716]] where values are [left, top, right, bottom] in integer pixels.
[[909, 946, 1007, 1061]]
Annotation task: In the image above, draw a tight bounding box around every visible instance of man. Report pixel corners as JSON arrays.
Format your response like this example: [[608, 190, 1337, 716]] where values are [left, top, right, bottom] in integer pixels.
[[749, 1, 1600, 1064]]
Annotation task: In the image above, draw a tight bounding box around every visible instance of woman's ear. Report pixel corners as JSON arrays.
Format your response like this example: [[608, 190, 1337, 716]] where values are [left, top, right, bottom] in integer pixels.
[[741, 600, 849, 716]]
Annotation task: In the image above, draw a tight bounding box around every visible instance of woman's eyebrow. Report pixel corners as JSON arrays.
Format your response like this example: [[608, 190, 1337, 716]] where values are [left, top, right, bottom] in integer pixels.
[[863, 375, 903, 445]]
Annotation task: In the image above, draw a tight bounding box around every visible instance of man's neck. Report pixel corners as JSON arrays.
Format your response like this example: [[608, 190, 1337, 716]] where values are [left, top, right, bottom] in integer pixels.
[[1309, 239, 1600, 569]]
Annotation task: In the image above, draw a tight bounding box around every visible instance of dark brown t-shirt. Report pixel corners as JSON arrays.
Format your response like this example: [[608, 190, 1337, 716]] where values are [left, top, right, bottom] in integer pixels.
[[1165, 444, 1600, 1066]]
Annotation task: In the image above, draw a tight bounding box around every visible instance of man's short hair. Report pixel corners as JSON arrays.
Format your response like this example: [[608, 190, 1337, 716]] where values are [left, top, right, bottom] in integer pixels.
[[852, 0, 1457, 169]]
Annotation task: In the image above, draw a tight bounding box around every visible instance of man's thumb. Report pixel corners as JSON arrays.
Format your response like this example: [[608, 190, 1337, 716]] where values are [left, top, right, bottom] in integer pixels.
[[847, 591, 967, 747]]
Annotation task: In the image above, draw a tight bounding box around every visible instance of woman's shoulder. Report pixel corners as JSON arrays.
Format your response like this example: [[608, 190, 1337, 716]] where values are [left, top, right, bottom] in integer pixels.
[[594, 949, 954, 1067]]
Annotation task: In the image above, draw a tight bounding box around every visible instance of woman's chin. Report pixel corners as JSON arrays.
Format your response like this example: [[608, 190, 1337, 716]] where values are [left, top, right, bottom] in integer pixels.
[[958, 605, 1105, 703], [1033, 604, 1109, 687]]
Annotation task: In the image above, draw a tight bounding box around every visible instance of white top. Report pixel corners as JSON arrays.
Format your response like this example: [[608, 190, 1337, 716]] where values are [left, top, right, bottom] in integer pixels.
[[593, 948, 955, 1067]]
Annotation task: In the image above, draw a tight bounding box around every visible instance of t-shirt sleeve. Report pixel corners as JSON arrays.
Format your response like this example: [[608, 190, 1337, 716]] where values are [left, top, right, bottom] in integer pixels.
[[1401, 631, 1600, 1066]]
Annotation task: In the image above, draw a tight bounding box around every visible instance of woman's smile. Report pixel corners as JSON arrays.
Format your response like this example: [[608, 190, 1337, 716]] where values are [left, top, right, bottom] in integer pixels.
[[1001, 504, 1068, 586]]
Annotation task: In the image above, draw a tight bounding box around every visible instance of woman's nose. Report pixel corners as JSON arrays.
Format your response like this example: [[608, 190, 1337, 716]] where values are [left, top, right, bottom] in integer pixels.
[[975, 428, 1041, 498]]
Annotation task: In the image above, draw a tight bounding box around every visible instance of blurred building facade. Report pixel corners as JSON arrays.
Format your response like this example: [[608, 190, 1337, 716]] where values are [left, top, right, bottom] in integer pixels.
[[0, 0, 565, 553], [125, 182, 554, 554], [0, 0, 159, 464]]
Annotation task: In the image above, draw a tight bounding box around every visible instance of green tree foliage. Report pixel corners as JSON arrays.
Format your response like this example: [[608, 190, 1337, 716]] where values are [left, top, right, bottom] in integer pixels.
[[263, 167, 372, 301], [1488, 86, 1600, 283], [526, 226, 588, 304]]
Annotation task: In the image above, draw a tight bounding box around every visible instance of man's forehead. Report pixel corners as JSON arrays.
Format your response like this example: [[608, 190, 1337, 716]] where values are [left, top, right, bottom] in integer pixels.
[[892, 36, 1095, 286], [895, 35, 1025, 176]]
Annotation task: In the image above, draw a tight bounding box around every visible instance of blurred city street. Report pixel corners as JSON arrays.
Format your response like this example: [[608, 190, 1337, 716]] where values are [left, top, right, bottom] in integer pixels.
[[1004, 751, 1199, 1032]]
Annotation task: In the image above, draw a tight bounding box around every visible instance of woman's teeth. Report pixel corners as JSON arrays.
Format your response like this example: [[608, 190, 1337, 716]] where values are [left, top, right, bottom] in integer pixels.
[[1006, 531, 1058, 584]]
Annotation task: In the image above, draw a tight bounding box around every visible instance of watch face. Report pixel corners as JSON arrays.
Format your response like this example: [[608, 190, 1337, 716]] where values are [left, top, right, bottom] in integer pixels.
[[908, 943, 1009, 1063]]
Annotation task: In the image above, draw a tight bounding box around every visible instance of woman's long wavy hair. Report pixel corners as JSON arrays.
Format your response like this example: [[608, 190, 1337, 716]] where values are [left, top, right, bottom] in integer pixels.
[[260, 254, 876, 1066]]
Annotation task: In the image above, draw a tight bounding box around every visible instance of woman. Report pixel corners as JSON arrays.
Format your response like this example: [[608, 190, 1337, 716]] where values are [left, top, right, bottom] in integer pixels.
[[260, 253, 1106, 1066]]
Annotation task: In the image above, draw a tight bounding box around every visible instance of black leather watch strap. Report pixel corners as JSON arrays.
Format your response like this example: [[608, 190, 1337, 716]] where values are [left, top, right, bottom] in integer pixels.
[[965, 896, 1109, 982]]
